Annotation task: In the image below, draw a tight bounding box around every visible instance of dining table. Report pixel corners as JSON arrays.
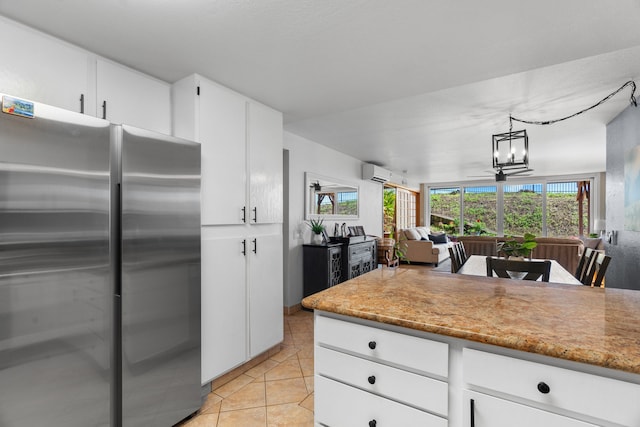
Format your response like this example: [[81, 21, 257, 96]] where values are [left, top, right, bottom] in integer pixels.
[[457, 254, 583, 285]]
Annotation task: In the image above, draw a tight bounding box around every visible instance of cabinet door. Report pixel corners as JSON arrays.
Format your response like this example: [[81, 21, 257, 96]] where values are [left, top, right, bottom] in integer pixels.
[[328, 246, 343, 286], [96, 59, 171, 134], [248, 232, 283, 357], [201, 233, 247, 383], [464, 391, 598, 427], [0, 18, 89, 113], [198, 79, 247, 225], [248, 101, 283, 224]]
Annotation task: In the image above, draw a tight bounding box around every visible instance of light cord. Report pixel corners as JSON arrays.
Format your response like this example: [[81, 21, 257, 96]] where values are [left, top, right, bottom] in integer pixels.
[[509, 80, 637, 128]]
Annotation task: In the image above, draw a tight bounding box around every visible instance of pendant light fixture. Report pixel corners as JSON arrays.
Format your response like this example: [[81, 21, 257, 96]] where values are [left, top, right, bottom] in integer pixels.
[[490, 80, 637, 182]]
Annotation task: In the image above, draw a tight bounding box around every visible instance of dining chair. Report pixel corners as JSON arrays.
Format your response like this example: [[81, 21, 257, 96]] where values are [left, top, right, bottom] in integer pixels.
[[486, 256, 551, 282], [456, 242, 468, 264], [449, 246, 461, 273], [582, 252, 611, 287], [575, 247, 595, 282]]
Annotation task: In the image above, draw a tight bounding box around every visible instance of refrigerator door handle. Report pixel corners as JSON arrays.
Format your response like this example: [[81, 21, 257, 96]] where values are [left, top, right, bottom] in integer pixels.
[[115, 183, 122, 296]]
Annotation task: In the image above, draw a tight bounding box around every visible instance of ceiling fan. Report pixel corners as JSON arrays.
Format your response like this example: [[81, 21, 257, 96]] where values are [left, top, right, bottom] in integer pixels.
[[469, 167, 534, 182]]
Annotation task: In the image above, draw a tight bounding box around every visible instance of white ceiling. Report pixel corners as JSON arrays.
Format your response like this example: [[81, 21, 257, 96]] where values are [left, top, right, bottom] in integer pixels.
[[3, 0, 640, 184]]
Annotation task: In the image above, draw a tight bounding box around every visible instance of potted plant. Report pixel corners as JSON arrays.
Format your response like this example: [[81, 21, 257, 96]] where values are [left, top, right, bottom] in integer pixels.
[[307, 218, 325, 244], [497, 233, 537, 259], [468, 219, 486, 236]]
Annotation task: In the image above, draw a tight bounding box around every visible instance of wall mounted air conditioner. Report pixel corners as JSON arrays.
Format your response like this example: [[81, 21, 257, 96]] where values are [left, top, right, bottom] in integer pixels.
[[362, 163, 392, 183]]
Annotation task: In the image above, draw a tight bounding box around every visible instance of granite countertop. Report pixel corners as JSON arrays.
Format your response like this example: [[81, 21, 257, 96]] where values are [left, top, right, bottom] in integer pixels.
[[301, 267, 640, 375]]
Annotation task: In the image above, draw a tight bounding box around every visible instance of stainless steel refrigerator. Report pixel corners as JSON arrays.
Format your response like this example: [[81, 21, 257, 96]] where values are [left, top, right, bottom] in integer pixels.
[[0, 94, 201, 426]]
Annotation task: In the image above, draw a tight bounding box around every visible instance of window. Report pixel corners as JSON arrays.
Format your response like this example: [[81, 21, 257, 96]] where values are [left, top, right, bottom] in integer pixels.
[[427, 178, 593, 238], [463, 186, 497, 236], [503, 183, 543, 237], [546, 181, 589, 238], [429, 187, 460, 235]]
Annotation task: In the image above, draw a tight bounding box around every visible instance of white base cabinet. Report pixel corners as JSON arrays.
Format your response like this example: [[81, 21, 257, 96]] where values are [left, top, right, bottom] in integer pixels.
[[201, 233, 247, 382], [314, 314, 449, 426], [313, 312, 640, 427], [463, 348, 640, 427], [464, 391, 597, 427], [201, 225, 283, 383], [248, 232, 284, 358], [316, 375, 447, 427]]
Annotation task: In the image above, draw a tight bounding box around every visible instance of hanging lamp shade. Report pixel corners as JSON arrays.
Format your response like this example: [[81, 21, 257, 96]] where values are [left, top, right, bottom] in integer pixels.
[[492, 129, 528, 170]]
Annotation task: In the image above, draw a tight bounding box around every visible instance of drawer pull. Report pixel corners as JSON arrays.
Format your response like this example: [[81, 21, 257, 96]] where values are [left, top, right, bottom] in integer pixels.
[[537, 381, 551, 394], [368, 341, 377, 350], [369, 420, 377, 427], [368, 375, 376, 384]]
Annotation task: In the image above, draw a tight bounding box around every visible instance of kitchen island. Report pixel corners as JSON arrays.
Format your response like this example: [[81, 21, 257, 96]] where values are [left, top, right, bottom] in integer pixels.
[[302, 267, 640, 427]]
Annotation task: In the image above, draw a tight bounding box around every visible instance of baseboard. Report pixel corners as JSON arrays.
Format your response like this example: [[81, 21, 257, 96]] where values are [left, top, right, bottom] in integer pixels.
[[284, 304, 302, 315], [209, 343, 282, 392]]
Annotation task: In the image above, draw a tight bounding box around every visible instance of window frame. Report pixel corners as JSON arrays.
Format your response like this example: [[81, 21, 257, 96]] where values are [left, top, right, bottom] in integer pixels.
[[426, 174, 600, 237]]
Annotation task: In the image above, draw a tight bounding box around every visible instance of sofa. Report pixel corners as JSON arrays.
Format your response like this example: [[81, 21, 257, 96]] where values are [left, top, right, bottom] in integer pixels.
[[456, 235, 584, 274], [398, 227, 453, 266]]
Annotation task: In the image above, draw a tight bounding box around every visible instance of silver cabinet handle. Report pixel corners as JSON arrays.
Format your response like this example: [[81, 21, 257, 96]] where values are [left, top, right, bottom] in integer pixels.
[[252, 238, 257, 254], [80, 94, 85, 114], [102, 100, 107, 119]]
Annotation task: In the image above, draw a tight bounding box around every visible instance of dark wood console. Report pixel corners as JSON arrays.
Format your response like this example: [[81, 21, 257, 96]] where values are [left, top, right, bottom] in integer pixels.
[[303, 237, 377, 297]]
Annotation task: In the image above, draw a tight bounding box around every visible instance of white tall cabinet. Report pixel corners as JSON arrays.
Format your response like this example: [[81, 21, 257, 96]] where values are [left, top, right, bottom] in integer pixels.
[[172, 74, 284, 383]]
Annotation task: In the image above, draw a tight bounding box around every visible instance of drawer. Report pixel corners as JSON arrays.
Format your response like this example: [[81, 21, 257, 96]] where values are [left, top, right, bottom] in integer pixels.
[[464, 390, 598, 427], [315, 375, 447, 427], [349, 242, 374, 259], [316, 315, 448, 378], [316, 346, 448, 416], [464, 348, 640, 426]]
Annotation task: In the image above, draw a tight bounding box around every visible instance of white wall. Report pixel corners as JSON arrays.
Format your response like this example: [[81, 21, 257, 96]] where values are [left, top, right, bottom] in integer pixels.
[[284, 131, 383, 308]]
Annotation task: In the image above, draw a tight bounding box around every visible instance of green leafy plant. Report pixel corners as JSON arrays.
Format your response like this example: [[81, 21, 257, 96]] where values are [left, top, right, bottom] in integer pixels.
[[388, 227, 409, 263], [439, 220, 459, 236], [468, 219, 486, 235], [306, 218, 324, 234], [497, 233, 537, 258]]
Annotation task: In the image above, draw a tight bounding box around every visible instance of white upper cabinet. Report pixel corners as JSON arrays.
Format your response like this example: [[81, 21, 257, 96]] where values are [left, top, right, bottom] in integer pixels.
[[0, 17, 171, 133], [96, 59, 171, 134], [248, 102, 283, 224], [0, 17, 90, 113], [172, 74, 284, 226], [198, 78, 248, 225]]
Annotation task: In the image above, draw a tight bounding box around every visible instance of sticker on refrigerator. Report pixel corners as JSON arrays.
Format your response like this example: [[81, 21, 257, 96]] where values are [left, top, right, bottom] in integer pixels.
[[2, 95, 34, 118]]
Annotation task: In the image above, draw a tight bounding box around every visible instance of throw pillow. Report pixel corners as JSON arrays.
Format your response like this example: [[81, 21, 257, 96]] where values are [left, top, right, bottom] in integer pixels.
[[428, 233, 448, 244], [404, 228, 421, 240], [415, 227, 430, 240]]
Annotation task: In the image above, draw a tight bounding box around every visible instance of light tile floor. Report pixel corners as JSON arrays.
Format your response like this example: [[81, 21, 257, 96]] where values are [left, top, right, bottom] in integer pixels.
[[180, 310, 315, 427]]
